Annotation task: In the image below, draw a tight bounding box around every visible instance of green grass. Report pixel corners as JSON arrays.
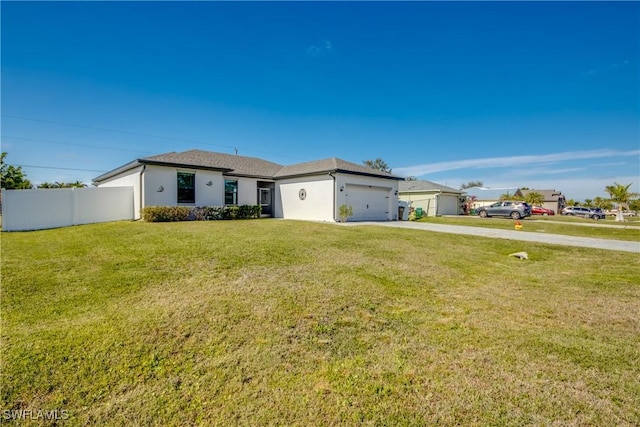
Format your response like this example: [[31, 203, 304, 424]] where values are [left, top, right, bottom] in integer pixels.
[[2, 220, 639, 425], [418, 215, 640, 241]]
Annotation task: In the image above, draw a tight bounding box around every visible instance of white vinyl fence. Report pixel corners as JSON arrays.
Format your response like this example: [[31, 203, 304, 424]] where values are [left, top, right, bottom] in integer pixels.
[[1, 187, 134, 231]]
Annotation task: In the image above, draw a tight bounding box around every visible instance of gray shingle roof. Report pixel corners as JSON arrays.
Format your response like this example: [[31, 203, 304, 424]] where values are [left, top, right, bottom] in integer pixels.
[[94, 150, 402, 183], [519, 189, 564, 201], [274, 157, 402, 179], [399, 180, 461, 193], [142, 150, 283, 178]]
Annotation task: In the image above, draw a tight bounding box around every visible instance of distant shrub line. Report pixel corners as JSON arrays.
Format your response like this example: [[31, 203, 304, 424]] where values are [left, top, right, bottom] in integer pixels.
[[141, 205, 262, 222]]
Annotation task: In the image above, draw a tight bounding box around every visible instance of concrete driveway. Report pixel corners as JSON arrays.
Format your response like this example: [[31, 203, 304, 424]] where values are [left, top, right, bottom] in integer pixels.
[[339, 221, 640, 253]]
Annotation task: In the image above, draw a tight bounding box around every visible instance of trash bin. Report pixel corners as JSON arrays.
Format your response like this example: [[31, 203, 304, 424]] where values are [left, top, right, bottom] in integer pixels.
[[416, 207, 423, 218]]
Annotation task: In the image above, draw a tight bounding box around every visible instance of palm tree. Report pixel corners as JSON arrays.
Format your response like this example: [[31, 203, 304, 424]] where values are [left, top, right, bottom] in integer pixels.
[[67, 180, 87, 188], [38, 182, 58, 189], [593, 197, 613, 211], [499, 192, 514, 201], [605, 182, 638, 222], [523, 192, 544, 206], [583, 199, 593, 208]]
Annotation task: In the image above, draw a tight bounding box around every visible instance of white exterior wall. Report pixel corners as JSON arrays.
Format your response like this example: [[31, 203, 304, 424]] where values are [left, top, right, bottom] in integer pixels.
[[1, 187, 133, 231], [335, 174, 399, 221], [98, 166, 143, 219], [231, 176, 259, 206], [143, 165, 184, 207], [399, 193, 437, 217], [275, 175, 335, 221], [143, 165, 225, 207], [400, 192, 461, 216], [196, 171, 225, 206]]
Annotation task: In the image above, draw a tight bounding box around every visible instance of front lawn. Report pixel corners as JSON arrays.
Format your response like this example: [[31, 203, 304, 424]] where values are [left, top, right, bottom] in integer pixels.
[[2, 220, 639, 425]]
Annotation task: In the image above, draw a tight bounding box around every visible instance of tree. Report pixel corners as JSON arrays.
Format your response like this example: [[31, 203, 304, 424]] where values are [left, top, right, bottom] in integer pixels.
[[523, 191, 544, 206], [363, 158, 391, 173], [593, 197, 613, 211], [1, 152, 33, 189], [605, 182, 638, 222], [499, 191, 514, 201], [38, 182, 59, 189], [583, 199, 593, 208], [66, 180, 88, 188], [37, 181, 87, 189], [460, 181, 483, 190]]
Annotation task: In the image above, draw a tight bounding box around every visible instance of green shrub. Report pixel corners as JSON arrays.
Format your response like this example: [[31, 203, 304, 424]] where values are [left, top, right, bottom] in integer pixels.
[[238, 204, 261, 219], [193, 206, 224, 220], [141, 205, 261, 222], [141, 206, 192, 222], [338, 204, 353, 222]]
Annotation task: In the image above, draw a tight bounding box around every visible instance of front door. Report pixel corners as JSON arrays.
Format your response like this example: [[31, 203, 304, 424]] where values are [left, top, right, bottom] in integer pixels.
[[258, 188, 272, 216]]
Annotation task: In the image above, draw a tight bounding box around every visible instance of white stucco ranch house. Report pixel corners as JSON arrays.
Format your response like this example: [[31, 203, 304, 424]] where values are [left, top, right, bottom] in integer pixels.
[[93, 149, 403, 222]]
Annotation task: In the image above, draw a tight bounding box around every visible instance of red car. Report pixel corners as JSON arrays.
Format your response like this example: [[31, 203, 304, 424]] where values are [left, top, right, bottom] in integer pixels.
[[531, 206, 555, 216]]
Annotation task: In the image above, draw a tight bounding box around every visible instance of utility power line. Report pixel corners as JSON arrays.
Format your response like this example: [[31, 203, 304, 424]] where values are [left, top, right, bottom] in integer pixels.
[[2, 136, 151, 155], [15, 165, 106, 173], [1, 114, 310, 162]]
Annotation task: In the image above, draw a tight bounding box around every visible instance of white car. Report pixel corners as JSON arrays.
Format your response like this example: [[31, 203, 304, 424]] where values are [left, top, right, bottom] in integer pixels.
[[607, 209, 637, 217]]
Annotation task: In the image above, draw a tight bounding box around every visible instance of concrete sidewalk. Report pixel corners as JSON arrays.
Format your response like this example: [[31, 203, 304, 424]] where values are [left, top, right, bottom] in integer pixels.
[[339, 221, 640, 253]]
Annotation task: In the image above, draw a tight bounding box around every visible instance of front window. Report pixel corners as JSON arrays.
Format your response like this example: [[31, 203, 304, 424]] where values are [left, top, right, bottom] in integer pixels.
[[177, 172, 195, 203], [225, 180, 238, 205]]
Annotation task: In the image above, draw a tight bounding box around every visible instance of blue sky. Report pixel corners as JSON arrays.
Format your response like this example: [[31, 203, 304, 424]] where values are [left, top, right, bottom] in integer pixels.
[[2, 1, 638, 201]]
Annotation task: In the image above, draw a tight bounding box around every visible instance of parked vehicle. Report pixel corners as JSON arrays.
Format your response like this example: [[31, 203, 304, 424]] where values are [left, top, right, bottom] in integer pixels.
[[606, 209, 637, 217], [476, 201, 531, 220], [561, 206, 606, 220], [531, 206, 555, 216]]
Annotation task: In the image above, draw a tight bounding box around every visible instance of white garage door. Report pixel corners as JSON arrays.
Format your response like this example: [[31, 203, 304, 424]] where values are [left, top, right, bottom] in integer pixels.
[[437, 195, 460, 215], [345, 184, 391, 221]]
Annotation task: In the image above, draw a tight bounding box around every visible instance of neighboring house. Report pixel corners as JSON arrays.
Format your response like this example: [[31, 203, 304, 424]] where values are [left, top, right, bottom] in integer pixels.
[[93, 149, 403, 222], [464, 187, 520, 209], [463, 187, 566, 214], [398, 180, 463, 216], [518, 189, 566, 214]]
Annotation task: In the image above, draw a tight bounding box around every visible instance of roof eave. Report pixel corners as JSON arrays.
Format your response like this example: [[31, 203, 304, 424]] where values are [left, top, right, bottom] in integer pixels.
[[336, 169, 405, 180], [139, 159, 233, 173], [224, 172, 276, 180], [400, 189, 462, 194], [275, 168, 403, 181], [93, 160, 143, 183]]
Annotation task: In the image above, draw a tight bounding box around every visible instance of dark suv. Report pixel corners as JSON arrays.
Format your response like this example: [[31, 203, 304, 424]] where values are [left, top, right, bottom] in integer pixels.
[[561, 206, 606, 220], [476, 201, 532, 220]]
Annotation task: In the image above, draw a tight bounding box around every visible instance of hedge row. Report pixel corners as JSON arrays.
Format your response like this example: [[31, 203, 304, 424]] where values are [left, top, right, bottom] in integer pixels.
[[141, 205, 262, 222]]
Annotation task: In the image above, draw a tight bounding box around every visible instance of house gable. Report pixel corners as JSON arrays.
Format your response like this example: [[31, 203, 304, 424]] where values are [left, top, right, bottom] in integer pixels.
[[274, 157, 403, 181], [399, 180, 462, 194], [518, 189, 565, 202]]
